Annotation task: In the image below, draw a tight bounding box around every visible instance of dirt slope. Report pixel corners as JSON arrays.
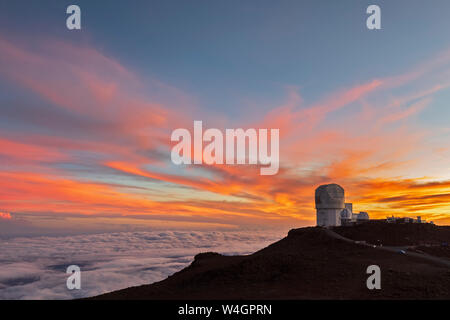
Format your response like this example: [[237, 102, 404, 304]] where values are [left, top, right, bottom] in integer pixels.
[[92, 224, 450, 300]]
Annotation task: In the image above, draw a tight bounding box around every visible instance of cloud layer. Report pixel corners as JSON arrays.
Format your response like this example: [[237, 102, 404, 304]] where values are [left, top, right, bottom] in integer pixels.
[[0, 229, 285, 299]]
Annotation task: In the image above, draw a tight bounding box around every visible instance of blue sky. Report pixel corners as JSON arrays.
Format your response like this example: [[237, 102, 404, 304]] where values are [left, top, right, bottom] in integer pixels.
[[3, 0, 449, 114]]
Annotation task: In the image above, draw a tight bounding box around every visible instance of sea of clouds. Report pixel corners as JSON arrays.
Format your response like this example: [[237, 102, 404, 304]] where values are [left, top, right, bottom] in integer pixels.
[[0, 229, 286, 299]]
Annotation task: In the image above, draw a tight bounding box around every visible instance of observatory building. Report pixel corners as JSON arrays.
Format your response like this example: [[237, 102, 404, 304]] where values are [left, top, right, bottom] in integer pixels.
[[315, 183, 369, 227]]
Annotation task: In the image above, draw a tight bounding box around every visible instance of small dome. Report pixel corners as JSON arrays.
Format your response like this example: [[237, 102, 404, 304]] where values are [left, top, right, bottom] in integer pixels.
[[315, 184, 345, 209], [357, 212, 369, 220], [340, 208, 351, 219]]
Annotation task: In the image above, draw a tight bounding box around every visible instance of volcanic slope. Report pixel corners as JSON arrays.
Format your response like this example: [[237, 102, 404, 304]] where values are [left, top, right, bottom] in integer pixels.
[[92, 224, 450, 300]]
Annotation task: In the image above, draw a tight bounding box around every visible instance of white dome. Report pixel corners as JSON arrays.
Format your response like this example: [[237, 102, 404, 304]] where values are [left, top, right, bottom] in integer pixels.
[[340, 208, 351, 219], [315, 184, 345, 209], [357, 212, 369, 220]]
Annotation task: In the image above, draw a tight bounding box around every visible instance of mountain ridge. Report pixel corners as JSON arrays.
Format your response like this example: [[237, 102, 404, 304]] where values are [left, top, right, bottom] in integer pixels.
[[91, 222, 450, 300]]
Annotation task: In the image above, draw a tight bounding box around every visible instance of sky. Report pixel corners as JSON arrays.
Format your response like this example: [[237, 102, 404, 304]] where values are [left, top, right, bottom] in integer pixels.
[[1, 0, 450, 238]]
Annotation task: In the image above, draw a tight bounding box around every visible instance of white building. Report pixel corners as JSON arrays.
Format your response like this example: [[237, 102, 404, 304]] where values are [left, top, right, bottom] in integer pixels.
[[386, 215, 429, 224], [315, 183, 369, 227]]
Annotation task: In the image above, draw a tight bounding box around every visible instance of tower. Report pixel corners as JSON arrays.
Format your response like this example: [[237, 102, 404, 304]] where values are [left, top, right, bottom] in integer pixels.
[[315, 184, 345, 227]]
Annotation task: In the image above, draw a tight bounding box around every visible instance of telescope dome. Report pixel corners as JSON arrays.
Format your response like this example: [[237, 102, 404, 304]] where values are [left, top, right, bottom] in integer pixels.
[[340, 208, 351, 219], [357, 212, 369, 220], [315, 184, 345, 209]]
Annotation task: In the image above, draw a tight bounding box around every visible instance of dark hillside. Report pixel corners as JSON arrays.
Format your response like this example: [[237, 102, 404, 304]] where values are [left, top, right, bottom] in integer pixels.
[[92, 224, 450, 300]]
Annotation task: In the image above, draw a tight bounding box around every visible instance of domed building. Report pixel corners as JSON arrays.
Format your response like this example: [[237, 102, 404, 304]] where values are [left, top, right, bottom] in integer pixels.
[[315, 184, 345, 227], [356, 212, 369, 221], [315, 183, 369, 227]]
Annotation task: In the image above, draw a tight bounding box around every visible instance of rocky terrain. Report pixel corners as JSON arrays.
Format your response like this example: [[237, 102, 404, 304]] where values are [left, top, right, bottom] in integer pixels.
[[92, 222, 450, 300]]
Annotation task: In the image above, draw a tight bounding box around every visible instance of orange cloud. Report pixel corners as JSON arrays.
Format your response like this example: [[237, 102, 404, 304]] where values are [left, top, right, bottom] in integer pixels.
[[0, 212, 12, 220], [1, 33, 450, 231]]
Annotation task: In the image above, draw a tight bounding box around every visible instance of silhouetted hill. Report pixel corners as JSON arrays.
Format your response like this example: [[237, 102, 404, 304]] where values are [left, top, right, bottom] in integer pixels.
[[333, 220, 450, 246], [91, 224, 450, 300]]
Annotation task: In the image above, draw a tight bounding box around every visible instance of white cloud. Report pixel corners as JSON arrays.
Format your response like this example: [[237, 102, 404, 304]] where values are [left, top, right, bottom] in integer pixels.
[[0, 229, 286, 299]]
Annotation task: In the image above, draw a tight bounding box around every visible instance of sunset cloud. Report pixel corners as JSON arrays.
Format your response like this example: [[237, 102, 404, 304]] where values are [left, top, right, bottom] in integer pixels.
[[0, 212, 12, 220], [0, 32, 450, 234]]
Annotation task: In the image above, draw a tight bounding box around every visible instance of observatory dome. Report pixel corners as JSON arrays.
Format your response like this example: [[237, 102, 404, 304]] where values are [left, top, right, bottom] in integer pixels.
[[315, 184, 345, 209], [340, 208, 351, 219], [357, 212, 369, 220]]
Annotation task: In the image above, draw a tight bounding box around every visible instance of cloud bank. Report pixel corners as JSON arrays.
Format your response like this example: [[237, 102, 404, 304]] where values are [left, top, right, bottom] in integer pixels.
[[0, 229, 286, 299]]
